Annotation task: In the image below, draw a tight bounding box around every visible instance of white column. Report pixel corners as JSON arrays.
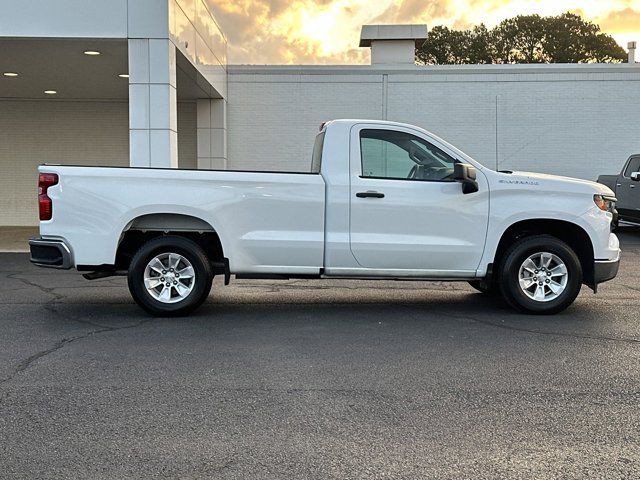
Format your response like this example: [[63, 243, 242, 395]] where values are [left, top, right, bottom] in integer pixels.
[[128, 38, 178, 168], [197, 98, 227, 169]]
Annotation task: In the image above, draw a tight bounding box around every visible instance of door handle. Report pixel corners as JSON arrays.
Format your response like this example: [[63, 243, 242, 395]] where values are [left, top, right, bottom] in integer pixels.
[[631, 185, 636, 188], [356, 191, 385, 198]]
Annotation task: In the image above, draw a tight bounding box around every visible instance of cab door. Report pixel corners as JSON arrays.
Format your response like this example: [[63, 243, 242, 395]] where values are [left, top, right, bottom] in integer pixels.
[[348, 124, 489, 275], [617, 156, 640, 223]]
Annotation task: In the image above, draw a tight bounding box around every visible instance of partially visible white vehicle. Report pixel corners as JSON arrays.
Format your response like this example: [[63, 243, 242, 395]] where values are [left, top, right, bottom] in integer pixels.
[[30, 120, 620, 316]]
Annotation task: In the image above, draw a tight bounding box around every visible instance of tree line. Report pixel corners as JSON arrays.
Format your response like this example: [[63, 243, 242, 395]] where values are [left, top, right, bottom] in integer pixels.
[[417, 13, 627, 65]]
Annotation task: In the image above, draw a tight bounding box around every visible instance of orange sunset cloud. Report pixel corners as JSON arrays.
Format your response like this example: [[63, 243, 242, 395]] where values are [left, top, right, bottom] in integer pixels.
[[205, 0, 640, 64]]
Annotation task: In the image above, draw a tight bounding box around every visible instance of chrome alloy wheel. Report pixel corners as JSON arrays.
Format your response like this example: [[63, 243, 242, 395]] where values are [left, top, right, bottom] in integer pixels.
[[518, 252, 568, 302], [143, 252, 196, 304]]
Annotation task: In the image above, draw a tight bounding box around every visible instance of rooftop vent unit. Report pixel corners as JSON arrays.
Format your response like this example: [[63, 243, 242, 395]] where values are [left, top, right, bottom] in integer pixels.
[[359, 24, 427, 66]]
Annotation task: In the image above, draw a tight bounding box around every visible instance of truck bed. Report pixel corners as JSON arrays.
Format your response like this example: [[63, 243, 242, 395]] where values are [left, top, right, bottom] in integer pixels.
[[39, 165, 326, 274]]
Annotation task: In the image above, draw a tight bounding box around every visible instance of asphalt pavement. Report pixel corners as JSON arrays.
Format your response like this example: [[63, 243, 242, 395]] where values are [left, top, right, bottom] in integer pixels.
[[1, 231, 639, 479]]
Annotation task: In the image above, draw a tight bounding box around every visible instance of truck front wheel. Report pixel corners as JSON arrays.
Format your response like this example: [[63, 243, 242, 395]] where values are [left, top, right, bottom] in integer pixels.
[[127, 236, 213, 316], [498, 235, 582, 315]]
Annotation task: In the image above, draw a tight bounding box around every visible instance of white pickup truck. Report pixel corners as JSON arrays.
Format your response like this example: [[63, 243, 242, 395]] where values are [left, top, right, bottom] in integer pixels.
[[30, 119, 620, 316]]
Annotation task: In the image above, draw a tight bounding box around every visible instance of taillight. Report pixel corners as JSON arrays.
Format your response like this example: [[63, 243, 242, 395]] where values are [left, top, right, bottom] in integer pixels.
[[38, 173, 58, 221]]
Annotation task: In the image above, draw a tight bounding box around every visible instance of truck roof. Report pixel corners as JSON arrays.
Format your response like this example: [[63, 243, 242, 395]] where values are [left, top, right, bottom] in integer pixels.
[[323, 118, 427, 130], [321, 119, 480, 170]]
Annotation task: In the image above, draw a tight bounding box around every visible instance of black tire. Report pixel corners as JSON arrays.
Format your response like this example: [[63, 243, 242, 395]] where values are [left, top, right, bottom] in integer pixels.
[[127, 236, 213, 317], [498, 235, 582, 315], [468, 280, 497, 295]]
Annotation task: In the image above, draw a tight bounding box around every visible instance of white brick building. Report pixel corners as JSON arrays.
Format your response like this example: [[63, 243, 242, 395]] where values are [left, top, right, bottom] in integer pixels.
[[1, 2, 639, 226], [227, 63, 640, 180]]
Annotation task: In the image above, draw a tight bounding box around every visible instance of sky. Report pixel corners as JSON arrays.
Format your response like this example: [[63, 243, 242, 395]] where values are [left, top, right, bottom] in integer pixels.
[[206, 0, 640, 64]]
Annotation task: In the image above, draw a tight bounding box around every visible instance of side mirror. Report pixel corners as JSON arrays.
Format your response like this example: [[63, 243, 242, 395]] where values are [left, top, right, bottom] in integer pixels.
[[453, 163, 479, 194], [631, 172, 640, 182]]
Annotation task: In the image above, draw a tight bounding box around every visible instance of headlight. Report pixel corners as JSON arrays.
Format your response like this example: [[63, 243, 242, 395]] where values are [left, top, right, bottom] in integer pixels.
[[593, 194, 617, 212]]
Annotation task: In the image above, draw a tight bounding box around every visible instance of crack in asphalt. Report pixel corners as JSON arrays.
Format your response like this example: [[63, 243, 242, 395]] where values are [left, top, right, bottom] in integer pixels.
[[0, 328, 107, 387], [7, 274, 127, 329], [0, 317, 149, 394], [6, 273, 123, 292], [0, 274, 151, 392], [7, 272, 66, 302]]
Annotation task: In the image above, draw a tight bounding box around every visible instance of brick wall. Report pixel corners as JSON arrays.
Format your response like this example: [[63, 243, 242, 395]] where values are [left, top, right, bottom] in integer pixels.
[[227, 65, 640, 181], [0, 99, 197, 225]]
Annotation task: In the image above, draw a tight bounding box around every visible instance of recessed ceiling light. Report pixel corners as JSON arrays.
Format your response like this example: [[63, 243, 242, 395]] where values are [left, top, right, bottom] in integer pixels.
[[84, 50, 101, 56], [44, 90, 57, 95], [118, 73, 129, 78], [3, 72, 18, 77]]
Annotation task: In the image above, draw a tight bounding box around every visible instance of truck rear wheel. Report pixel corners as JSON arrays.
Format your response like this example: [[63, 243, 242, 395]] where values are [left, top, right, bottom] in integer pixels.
[[498, 235, 582, 315], [127, 236, 213, 316]]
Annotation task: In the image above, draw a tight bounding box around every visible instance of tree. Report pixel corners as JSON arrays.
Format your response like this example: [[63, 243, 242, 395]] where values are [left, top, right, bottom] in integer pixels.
[[418, 25, 494, 64], [416, 13, 627, 65], [493, 14, 547, 63], [543, 13, 626, 63]]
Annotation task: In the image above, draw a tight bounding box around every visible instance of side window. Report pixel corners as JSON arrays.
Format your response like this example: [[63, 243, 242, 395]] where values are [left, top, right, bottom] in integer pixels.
[[359, 129, 457, 181], [624, 157, 640, 177], [311, 132, 325, 173]]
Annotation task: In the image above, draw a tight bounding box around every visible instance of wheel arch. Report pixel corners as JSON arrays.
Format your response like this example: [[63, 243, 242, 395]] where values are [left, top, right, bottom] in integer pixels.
[[126, 213, 215, 232], [491, 218, 595, 286], [115, 213, 226, 271]]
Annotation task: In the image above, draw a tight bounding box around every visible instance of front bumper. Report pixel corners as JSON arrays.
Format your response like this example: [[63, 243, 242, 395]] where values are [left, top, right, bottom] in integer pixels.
[[29, 237, 73, 269], [593, 253, 620, 287]]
